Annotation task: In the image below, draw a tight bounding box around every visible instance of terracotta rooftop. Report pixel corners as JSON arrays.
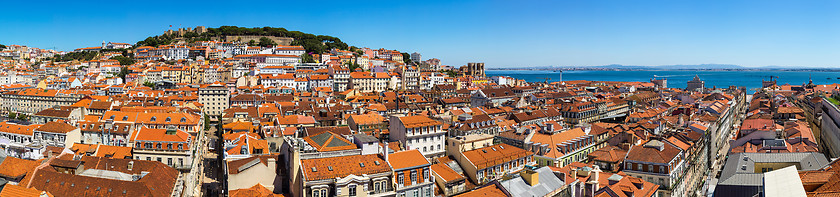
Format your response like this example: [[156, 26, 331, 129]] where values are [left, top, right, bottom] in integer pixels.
[[36, 121, 77, 134], [302, 131, 357, 152], [399, 115, 443, 128], [0, 184, 53, 197], [431, 163, 465, 183], [0, 156, 40, 179], [387, 149, 429, 170], [300, 154, 391, 181], [462, 144, 533, 169]]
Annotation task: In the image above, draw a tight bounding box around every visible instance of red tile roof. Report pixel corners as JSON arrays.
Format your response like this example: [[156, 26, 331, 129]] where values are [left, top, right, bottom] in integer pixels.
[[388, 149, 429, 170], [0, 156, 40, 179], [0, 184, 53, 197], [431, 163, 465, 182], [300, 154, 391, 181], [462, 144, 533, 169]]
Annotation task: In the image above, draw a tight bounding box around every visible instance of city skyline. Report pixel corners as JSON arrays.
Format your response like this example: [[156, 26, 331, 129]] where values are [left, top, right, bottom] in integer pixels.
[[2, 0, 839, 68]]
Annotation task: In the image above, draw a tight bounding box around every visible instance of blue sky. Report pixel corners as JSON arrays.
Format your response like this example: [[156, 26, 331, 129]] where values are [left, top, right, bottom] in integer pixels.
[[2, 0, 839, 68]]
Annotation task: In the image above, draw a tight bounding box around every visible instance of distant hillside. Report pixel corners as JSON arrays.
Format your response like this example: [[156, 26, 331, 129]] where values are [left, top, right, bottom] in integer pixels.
[[135, 26, 349, 54], [660, 64, 744, 69]]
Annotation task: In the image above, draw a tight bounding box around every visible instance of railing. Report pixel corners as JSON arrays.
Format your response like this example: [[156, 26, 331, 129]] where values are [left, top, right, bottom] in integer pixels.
[[300, 149, 362, 159], [368, 187, 395, 195]]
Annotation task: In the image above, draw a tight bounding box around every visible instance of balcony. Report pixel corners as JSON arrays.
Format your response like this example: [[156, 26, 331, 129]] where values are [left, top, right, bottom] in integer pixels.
[[368, 187, 395, 197]]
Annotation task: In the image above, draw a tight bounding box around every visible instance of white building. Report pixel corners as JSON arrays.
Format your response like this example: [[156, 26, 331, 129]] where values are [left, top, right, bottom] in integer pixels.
[[259, 73, 295, 88], [199, 82, 230, 116], [389, 115, 446, 158], [273, 45, 305, 56]]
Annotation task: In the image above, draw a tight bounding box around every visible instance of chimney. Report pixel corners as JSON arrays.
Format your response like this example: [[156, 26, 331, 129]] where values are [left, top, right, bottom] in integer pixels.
[[546, 123, 554, 133], [582, 124, 592, 134], [620, 143, 631, 151], [520, 169, 539, 186], [571, 168, 578, 178], [128, 161, 134, 171], [383, 141, 390, 162]]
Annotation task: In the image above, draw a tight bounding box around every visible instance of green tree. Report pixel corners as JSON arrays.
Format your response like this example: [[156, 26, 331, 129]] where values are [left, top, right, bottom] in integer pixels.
[[301, 53, 316, 63], [110, 56, 135, 66], [138, 26, 350, 55], [248, 40, 256, 46], [441, 69, 458, 77], [401, 52, 412, 64], [258, 37, 277, 47], [346, 62, 361, 71], [135, 35, 174, 47], [204, 114, 210, 131], [17, 113, 27, 121], [143, 81, 156, 88], [0, 44, 6, 50], [117, 66, 130, 81], [7, 112, 16, 119], [56, 51, 98, 62]]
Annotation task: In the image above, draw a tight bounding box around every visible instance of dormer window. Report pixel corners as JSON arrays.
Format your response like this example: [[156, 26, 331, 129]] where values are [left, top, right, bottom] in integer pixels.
[[180, 117, 186, 122], [122, 116, 128, 121], [150, 116, 156, 122], [165, 117, 171, 122], [109, 115, 115, 120]]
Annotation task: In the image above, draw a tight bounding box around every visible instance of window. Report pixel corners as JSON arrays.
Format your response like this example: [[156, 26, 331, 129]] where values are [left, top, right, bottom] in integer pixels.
[[660, 166, 665, 173], [423, 168, 429, 181], [425, 186, 432, 197], [178, 144, 183, 150], [423, 147, 427, 152], [349, 185, 357, 196], [637, 163, 642, 171], [167, 144, 173, 149], [411, 170, 417, 183], [167, 158, 173, 166], [398, 173, 404, 185]]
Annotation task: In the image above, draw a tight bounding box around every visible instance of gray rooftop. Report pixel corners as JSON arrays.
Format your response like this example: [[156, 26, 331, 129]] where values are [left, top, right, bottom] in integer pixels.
[[714, 152, 829, 197], [352, 134, 379, 143], [500, 167, 565, 197]]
